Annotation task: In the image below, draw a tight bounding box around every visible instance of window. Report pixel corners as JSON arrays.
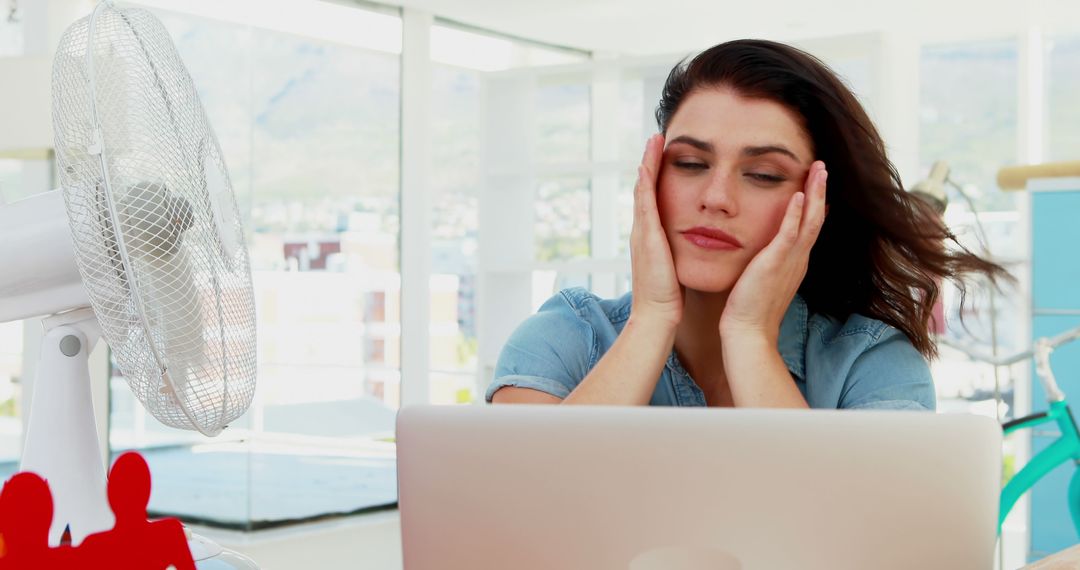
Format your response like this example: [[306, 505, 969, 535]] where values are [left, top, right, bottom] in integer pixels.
[[535, 81, 591, 164], [0, 159, 25, 468], [919, 41, 1026, 426], [107, 0, 593, 529], [108, 3, 402, 529], [535, 175, 591, 262], [920, 42, 1019, 214], [0, 1, 21, 56], [431, 21, 584, 71], [428, 63, 481, 405], [430, 22, 588, 404], [615, 67, 666, 259], [0, 155, 53, 476], [0, 319, 21, 466], [1046, 36, 1080, 162], [533, 80, 592, 262]]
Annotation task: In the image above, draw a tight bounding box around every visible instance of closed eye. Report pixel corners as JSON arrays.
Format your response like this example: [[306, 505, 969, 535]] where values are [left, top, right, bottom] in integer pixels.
[[747, 173, 786, 183], [674, 160, 708, 171]]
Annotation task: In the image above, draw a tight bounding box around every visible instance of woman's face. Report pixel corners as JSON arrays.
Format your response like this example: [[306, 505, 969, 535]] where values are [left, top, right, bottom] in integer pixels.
[[658, 87, 815, 294]]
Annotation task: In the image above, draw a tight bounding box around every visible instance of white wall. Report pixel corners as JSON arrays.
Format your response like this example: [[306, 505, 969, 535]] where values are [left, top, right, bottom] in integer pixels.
[[0, 0, 93, 152], [0, 56, 51, 152]]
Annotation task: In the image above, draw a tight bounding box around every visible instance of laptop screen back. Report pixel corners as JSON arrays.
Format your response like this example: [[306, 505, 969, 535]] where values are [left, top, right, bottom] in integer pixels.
[[397, 405, 1001, 570]]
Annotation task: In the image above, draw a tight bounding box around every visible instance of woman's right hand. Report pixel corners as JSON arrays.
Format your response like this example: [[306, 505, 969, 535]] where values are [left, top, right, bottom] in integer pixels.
[[629, 134, 683, 329]]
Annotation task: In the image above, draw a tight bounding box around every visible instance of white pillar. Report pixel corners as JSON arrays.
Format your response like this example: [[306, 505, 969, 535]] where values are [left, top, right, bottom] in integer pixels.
[[399, 8, 432, 407], [590, 61, 618, 299], [877, 32, 921, 186], [476, 73, 537, 399], [0, 57, 51, 153], [642, 71, 664, 136], [1003, 19, 1045, 570], [1018, 26, 1045, 165]]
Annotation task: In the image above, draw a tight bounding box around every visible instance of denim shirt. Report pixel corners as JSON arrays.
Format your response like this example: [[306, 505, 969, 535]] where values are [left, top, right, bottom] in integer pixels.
[[486, 287, 935, 410]]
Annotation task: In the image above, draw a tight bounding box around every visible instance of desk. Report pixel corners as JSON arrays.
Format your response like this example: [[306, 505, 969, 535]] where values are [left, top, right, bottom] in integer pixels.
[[1022, 544, 1080, 569]]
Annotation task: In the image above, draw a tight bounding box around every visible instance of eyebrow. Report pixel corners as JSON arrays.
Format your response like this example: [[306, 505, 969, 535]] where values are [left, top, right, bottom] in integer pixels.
[[667, 135, 802, 163]]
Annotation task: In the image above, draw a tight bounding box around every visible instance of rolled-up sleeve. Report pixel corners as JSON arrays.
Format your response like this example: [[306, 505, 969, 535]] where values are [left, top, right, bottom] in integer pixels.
[[485, 292, 594, 403], [838, 328, 937, 411]]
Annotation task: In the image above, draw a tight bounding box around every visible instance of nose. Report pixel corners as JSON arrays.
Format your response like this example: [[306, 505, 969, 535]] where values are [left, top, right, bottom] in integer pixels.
[[699, 170, 738, 216]]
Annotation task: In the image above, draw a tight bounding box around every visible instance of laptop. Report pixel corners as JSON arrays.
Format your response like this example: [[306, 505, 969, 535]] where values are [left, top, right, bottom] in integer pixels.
[[396, 405, 1001, 570]]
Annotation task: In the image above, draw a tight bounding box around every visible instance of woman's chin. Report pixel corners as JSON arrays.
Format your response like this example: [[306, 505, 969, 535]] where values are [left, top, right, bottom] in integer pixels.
[[675, 266, 739, 294]]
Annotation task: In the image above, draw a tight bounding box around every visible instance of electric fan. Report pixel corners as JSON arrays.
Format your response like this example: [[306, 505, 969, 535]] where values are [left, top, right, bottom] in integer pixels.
[[0, 0, 257, 560]]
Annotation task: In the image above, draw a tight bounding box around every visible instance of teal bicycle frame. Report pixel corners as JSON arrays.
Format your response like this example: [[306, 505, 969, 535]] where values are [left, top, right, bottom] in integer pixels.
[[945, 329, 1080, 537], [998, 399, 1080, 535], [943, 328, 1080, 537]]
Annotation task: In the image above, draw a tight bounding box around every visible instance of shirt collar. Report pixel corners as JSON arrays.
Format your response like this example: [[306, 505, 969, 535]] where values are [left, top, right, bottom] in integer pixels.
[[778, 294, 810, 381]]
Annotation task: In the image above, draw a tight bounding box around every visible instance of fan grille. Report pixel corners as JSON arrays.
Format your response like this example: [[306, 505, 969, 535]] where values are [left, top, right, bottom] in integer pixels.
[[52, 5, 257, 436]]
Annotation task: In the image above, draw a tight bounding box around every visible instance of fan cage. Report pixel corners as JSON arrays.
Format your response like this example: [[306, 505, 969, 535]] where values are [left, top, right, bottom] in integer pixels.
[[52, 3, 257, 435]]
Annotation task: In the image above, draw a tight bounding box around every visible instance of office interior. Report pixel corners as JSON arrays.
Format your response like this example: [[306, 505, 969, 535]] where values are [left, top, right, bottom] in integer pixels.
[[1, 0, 1080, 567]]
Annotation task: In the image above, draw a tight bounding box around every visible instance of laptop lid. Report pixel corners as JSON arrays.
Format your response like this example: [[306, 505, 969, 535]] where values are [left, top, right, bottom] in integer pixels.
[[397, 405, 1001, 570]]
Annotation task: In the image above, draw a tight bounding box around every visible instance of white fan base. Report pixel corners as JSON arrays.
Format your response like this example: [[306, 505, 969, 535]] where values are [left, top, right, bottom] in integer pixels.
[[19, 311, 261, 568]]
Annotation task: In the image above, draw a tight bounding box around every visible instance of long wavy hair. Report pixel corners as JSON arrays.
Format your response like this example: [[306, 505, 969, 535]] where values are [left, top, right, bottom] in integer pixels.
[[655, 39, 1008, 358]]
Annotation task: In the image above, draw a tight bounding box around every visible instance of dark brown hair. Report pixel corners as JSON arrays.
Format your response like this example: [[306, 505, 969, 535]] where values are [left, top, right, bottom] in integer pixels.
[[655, 39, 1008, 358]]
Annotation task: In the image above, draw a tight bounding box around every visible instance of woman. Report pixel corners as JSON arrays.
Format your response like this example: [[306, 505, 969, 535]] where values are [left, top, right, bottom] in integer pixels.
[[487, 39, 1005, 409]]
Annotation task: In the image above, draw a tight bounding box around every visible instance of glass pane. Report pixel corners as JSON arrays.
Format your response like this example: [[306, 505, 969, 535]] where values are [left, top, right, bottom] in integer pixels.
[[430, 65, 480, 405], [920, 41, 1018, 213], [0, 157, 52, 476], [0, 320, 22, 464], [534, 176, 591, 262], [254, 19, 401, 523], [430, 32, 584, 405], [108, 6, 401, 530], [530, 270, 589, 311], [106, 10, 255, 528], [920, 41, 1023, 423], [0, 159, 22, 203], [823, 53, 875, 113], [535, 81, 591, 164], [619, 77, 648, 159], [0, 157, 48, 203], [0, 5, 21, 56], [1047, 36, 1080, 162], [615, 68, 666, 259], [616, 68, 665, 160], [431, 23, 587, 71], [616, 171, 636, 258]]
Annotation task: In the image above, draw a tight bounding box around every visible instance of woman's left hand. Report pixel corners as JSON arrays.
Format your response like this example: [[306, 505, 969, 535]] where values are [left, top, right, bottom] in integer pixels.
[[719, 160, 828, 342]]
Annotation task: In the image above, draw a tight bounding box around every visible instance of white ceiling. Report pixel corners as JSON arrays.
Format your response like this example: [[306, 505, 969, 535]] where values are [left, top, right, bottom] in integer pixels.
[[380, 0, 1080, 56]]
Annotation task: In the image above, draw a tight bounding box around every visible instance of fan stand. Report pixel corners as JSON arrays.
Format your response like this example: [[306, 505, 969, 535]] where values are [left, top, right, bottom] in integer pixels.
[[17, 309, 260, 568], [19, 307, 113, 546]]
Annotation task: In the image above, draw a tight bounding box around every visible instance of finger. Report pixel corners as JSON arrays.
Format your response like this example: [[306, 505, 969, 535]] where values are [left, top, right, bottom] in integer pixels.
[[799, 161, 828, 247], [774, 191, 805, 248], [632, 165, 654, 236], [641, 133, 665, 181]]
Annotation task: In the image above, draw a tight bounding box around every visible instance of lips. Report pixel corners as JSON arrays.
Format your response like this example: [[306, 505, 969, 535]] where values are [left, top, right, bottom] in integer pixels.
[[681, 227, 742, 250]]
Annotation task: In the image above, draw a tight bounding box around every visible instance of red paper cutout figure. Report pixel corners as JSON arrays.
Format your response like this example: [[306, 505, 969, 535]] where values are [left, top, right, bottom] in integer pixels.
[[0, 472, 77, 569], [79, 452, 196, 569], [0, 452, 195, 569]]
